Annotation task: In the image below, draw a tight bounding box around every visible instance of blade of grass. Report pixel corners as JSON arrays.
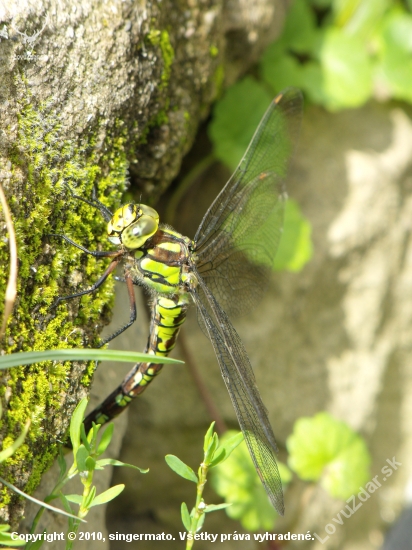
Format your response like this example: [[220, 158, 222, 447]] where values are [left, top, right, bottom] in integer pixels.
[[0, 476, 85, 523], [0, 349, 184, 369]]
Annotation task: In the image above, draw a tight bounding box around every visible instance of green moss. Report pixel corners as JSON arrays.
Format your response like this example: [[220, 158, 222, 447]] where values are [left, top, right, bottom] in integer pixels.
[[0, 80, 129, 511], [136, 28, 175, 147], [213, 64, 225, 97], [209, 45, 219, 57], [146, 29, 161, 46], [145, 28, 174, 90], [138, 101, 170, 145], [159, 30, 174, 89]]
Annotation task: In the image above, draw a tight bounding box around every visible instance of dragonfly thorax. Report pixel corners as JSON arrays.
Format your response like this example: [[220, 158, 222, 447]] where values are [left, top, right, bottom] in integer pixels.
[[107, 203, 159, 249]]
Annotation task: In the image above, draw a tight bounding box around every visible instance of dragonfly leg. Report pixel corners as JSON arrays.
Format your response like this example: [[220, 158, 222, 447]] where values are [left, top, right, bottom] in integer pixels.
[[48, 234, 121, 258], [61, 182, 113, 222], [51, 257, 120, 309], [97, 272, 137, 347]]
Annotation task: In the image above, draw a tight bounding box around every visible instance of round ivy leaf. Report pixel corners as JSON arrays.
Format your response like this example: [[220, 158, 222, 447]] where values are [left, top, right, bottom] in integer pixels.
[[320, 28, 373, 110], [208, 77, 272, 171], [287, 412, 371, 500], [274, 199, 313, 272], [377, 11, 412, 103], [211, 431, 291, 531]]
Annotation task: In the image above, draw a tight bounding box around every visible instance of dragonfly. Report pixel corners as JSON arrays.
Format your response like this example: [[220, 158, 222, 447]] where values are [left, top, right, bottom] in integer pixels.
[[53, 87, 303, 516]]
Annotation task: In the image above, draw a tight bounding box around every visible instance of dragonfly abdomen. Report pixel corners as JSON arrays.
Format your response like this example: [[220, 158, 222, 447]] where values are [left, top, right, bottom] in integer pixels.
[[84, 294, 189, 430]]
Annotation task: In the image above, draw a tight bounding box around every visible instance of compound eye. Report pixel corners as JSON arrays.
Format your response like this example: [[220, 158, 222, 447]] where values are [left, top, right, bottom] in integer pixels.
[[140, 204, 159, 221], [122, 213, 159, 249], [107, 204, 140, 242], [123, 204, 140, 226]]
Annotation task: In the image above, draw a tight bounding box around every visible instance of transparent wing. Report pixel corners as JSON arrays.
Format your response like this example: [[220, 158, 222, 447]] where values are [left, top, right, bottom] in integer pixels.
[[194, 88, 303, 317], [191, 276, 284, 515]]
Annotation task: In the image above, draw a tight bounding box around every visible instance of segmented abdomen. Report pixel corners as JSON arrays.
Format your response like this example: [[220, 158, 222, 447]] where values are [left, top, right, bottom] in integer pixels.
[[84, 295, 189, 430]]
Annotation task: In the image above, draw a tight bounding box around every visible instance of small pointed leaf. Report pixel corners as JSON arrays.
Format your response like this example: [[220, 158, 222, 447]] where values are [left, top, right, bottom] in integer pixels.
[[203, 422, 215, 452], [181, 502, 191, 531], [96, 458, 148, 472], [210, 432, 244, 467], [75, 445, 89, 472], [84, 486, 97, 509], [70, 398, 88, 453], [65, 494, 83, 505], [97, 423, 114, 455], [90, 484, 125, 507], [204, 503, 232, 513], [85, 456, 96, 471], [165, 455, 198, 483]]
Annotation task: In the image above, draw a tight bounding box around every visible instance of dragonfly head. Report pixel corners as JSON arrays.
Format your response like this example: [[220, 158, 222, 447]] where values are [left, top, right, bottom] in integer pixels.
[[107, 203, 159, 249]]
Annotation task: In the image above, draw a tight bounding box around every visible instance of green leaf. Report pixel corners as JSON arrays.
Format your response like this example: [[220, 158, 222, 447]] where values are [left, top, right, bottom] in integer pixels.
[[204, 433, 219, 463], [165, 455, 198, 483], [279, 0, 319, 53], [321, 437, 372, 499], [84, 485, 97, 509], [75, 445, 89, 472], [96, 458, 148, 473], [333, 0, 389, 39], [0, 525, 26, 546], [85, 456, 96, 471], [210, 431, 244, 467], [287, 412, 371, 499], [376, 11, 412, 103], [81, 423, 92, 449], [97, 423, 114, 456], [203, 422, 216, 452], [319, 27, 373, 110], [211, 431, 290, 530], [181, 502, 191, 531], [0, 420, 30, 463], [70, 398, 88, 453], [209, 77, 272, 171], [299, 62, 326, 105], [90, 484, 125, 507], [197, 512, 205, 531], [59, 492, 75, 515], [208, 448, 226, 468], [204, 503, 232, 513], [0, 349, 183, 370], [65, 494, 83, 504], [274, 199, 313, 272], [260, 51, 304, 95]]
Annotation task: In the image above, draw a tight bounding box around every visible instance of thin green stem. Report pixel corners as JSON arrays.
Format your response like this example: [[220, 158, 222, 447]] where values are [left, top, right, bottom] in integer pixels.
[[185, 461, 209, 550]]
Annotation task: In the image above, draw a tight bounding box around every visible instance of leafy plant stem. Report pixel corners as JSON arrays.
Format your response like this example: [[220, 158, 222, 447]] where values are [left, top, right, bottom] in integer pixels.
[[185, 461, 207, 550]]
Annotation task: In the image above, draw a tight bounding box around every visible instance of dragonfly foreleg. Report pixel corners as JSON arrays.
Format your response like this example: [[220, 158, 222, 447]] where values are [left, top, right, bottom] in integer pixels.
[[51, 257, 120, 309], [97, 272, 137, 347], [48, 233, 121, 258], [61, 182, 113, 222]]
